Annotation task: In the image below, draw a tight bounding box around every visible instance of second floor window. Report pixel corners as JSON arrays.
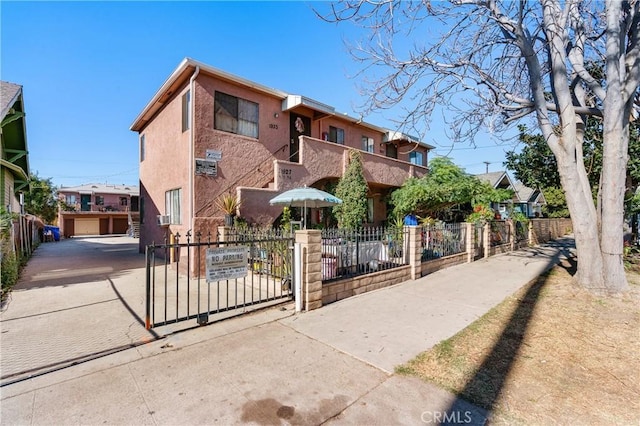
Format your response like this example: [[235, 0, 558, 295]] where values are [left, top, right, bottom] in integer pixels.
[[95, 196, 104, 206], [165, 188, 181, 225], [329, 126, 345, 144], [65, 195, 76, 205], [140, 134, 145, 162], [120, 197, 128, 206], [214, 91, 259, 139], [362, 136, 374, 153], [182, 90, 191, 132], [409, 151, 425, 166]]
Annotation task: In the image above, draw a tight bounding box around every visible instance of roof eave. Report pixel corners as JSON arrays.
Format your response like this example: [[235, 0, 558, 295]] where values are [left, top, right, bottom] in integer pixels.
[[0, 158, 28, 182], [130, 58, 289, 132]]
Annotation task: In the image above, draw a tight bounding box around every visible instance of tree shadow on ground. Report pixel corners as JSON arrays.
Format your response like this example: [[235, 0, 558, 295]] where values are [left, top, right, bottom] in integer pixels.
[[440, 237, 576, 425]]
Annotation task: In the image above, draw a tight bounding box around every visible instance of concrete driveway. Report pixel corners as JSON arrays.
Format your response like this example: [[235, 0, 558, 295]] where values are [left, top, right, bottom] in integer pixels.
[[0, 236, 155, 385]]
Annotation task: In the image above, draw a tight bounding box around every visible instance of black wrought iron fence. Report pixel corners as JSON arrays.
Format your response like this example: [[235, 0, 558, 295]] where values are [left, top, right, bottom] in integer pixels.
[[514, 220, 528, 243], [321, 226, 409, 282], [474, 223, 485, 259], [221, 227, 294, 287], [490, 220, 511, 246], [421, 222, 466, 261], [145, 228, 294, 330]]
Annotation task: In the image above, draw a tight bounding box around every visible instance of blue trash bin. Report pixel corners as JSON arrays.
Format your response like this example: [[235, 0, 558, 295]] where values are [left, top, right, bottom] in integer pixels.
[[44, 225, 60, 241]]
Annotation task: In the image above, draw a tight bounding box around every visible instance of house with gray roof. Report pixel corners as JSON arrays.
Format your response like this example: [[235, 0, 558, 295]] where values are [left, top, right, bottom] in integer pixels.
[[475, 171, 545, 218]]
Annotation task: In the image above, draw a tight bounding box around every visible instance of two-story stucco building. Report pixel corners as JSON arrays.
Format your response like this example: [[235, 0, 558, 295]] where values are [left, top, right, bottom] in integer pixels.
[[57, 183, 139, 237], [130, 58, 433, 251]]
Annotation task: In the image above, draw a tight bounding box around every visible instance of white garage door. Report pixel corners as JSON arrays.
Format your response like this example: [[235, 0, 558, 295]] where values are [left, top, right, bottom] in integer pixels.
[[74, 218, 100, 235]]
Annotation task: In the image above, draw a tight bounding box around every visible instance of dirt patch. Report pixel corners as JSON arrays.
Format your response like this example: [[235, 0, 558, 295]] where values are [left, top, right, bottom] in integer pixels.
[[397, 264, 640, 424]]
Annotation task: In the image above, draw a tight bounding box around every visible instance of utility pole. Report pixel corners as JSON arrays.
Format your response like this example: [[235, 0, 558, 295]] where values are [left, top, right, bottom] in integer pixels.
[[483, 161, 491, 174]]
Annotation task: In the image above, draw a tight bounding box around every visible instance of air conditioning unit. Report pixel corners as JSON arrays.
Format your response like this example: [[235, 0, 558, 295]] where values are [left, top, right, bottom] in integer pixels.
[[157, 215, 171, 226]]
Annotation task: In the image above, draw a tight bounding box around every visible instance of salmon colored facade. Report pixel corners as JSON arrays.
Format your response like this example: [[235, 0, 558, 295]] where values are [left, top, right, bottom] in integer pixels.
[[130, 58, 433, 252], [57, 184, 140, 238]]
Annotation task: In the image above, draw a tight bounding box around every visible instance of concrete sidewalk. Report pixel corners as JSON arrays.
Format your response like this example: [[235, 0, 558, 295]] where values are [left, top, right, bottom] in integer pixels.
[[0, 238, 574, 425]]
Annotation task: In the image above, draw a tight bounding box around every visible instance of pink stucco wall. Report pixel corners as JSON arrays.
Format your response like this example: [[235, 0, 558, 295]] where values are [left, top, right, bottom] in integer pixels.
[[138, 82, 191, 249], [192, 75, 289, 222], [237, 136, 427, 225], [136, 68, 431, 250]]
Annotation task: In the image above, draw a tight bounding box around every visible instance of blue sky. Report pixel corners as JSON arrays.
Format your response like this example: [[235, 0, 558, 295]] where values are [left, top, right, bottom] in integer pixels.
[[1, 1, 521, 188]]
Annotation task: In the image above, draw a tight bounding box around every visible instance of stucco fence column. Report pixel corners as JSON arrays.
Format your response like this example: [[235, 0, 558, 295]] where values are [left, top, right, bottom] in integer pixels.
[[407, 226, 422, 279], [466, 222, 474, 263], [508, 220, 515, 251], [295, 229, 323, 311], [484, 222, 491, 259], [217, 226, 231, 243]]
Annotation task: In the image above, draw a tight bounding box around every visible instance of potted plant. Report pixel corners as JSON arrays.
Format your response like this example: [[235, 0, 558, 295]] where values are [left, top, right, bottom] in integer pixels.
[[215, 193, 241, 226]]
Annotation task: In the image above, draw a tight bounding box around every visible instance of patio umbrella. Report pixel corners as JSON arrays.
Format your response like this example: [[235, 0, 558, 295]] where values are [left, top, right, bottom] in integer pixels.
[[269, 186, 342, 229]]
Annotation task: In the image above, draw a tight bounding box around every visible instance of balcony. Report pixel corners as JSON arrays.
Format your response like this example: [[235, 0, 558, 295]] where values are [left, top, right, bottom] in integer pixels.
[[237, 136, 428, 224], [274, 136, 427, 191], [60, 203, 138, 213]]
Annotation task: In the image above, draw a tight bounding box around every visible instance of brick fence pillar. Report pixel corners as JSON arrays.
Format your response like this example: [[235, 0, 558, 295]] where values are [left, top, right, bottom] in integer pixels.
[[408, 226, 422, 279], [466, 222, 474, 263], [217, 226, 229, 242], [484, 222, 491, 259], [508, 220, 515, 251], [295, 229, 323, 311]]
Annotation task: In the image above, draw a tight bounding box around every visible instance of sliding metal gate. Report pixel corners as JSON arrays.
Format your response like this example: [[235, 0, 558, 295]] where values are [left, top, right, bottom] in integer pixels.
[[145, 230, 294, 330]]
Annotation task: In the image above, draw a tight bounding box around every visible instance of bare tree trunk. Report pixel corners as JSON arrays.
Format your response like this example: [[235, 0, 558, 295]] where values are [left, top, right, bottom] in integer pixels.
[[556, 149, 606, 290], [600, 0, 630, 293], [601, 99, 630, 293]]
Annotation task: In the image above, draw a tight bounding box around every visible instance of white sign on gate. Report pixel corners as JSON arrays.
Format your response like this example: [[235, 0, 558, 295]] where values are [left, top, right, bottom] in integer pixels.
[[206, 246, 248, 282]]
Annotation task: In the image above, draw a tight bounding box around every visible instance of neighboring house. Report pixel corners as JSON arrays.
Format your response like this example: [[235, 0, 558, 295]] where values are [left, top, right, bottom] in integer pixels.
[[57, 183, 140, 237], [1, 81, 29, 213], [130, 58, 433, 252], [475, 171, 545, 218], [512, 181, 545, 218], [1, 81, 43, 255]]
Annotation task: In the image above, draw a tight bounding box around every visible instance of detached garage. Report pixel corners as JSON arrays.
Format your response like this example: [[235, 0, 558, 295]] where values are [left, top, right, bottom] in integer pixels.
[[60, 213, 134, 238], [57, 183, 140, 238], [74, 218, 100, 235]]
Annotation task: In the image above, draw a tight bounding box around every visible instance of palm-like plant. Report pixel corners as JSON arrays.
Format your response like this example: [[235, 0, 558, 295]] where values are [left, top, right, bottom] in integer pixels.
[[215, 193, 241, 216]]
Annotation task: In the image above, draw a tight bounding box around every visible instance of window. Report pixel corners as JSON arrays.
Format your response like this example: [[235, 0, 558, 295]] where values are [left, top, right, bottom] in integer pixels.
[[182, 90, 191, 132], [140, 134, 145, 162], [165, 188, 182, 224], [329, 126, 345, 144], [367, 198, 374, 223], [95, 196, 104, 206], [120, 197, 128, 207], [214, 91, 259, 138], [362, 136, 374, 153], [409, 151, 425, 166], [386, 143, 398, 159], [65, 195, 76, 205]]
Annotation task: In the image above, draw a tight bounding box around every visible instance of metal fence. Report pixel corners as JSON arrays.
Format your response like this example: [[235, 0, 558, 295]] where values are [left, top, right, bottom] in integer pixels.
[[514, 221, 528, 243], [490, 220, 511, 246], [321, 226, 409, 282], [421, 222, 467, 261], [145, 229, 294, 330], [474, 223, 485, 259]]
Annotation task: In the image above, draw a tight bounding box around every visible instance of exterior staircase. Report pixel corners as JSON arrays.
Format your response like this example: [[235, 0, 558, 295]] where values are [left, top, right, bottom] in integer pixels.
[[128, 212, 140, 238]]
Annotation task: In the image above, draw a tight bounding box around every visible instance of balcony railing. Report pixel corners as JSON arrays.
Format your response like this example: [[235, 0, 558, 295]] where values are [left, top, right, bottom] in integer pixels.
[[61, 204, 138, 213]]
